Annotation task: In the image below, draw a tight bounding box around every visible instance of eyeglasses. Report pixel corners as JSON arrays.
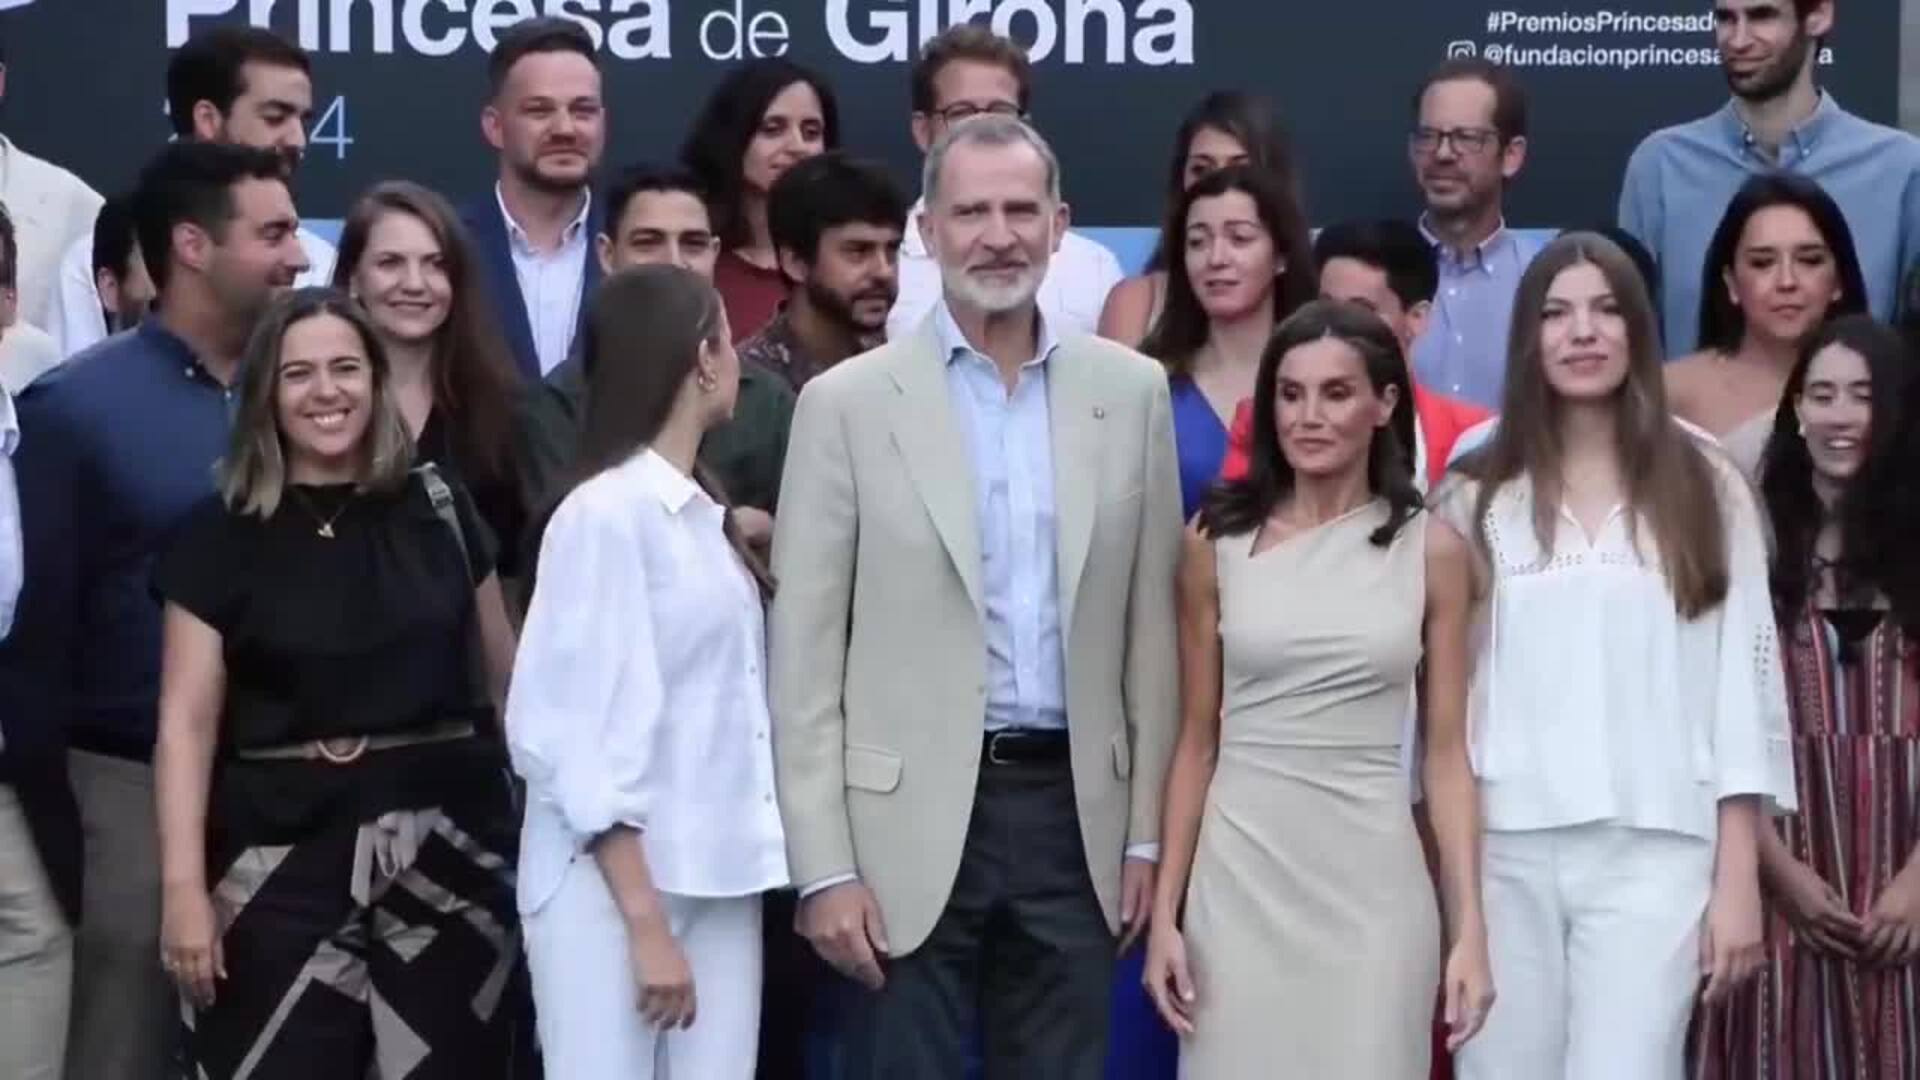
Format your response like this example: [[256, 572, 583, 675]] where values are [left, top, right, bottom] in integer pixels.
[[1409, 126, 1502, 156], [930, 101, 1025, 125]]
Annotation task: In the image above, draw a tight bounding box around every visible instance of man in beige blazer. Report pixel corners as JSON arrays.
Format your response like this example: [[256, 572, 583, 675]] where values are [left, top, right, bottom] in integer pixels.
[[769, 113, 1180, 1078]]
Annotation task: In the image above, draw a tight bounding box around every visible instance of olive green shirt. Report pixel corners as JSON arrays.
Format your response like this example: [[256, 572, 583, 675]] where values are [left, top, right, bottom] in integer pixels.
[[514, 352, 795, 522]]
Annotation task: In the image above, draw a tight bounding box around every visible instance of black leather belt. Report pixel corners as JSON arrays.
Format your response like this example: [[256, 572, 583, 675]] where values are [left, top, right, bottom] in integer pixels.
[[983, 729, 1070, 767]]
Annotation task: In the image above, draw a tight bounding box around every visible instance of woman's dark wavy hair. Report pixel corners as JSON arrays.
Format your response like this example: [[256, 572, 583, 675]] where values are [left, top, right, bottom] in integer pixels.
[[679, 58, 841, 252], [1140, 165, 1316, 377], [1760, 314, 1920, 634], [1199, 300, 1422, 547], [1145, 90, 1301, 273], [1696, 171, 1867, 354]]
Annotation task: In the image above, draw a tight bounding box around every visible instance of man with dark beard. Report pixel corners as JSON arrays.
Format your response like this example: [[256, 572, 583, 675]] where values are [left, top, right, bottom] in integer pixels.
[[745, 152, 907, 393], [1620, 0, 1920, 353], [460, 17, 606, 382]]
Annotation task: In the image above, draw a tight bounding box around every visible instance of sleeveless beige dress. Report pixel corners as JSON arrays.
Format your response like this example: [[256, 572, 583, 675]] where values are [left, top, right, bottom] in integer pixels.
[[1180, 500, 1440, 1079]]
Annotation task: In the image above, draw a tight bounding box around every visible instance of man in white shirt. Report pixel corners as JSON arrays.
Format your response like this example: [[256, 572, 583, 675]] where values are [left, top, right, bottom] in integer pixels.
[[44, 26, 335, 359], [0, 383, 63, 1080], [0, 201, 61, 395], [886, 24, 1123, 341], [459, 17, 605, 382], [0, 37, 102, 334]]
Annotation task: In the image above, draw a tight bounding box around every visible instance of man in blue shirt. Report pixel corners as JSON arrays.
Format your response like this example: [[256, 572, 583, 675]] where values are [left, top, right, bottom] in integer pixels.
[[1407, 57, 1546, 410], [1619, 0, 1920, 353], [0, 141, 307, 1080]]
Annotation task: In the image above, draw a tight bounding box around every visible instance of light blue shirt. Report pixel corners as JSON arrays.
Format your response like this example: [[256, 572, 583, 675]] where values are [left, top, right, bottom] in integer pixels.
[[1411, 219, 1545, 411], [935, 301, 1068, 733], [1620, 92, 1920, 354]]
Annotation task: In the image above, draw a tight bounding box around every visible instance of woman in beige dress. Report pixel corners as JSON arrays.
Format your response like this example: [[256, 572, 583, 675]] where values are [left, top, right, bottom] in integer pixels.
[[1143, 300, 1493, 1078], [1664, 172, 1865, 483]]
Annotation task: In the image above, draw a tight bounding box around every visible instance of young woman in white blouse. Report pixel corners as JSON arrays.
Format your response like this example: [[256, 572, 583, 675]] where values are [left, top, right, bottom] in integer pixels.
[[1437, 233, 1797, 1079], [505, 264, 788, 1078]]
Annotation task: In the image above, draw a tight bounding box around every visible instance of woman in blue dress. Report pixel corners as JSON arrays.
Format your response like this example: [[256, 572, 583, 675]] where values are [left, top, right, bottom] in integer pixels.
[[1142, 164, 1316, 520]]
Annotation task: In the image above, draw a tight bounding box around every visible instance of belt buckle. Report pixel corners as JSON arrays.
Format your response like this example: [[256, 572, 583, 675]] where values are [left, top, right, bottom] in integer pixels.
[[316, 735, 369, 765], [987, 731, 1018, 766]]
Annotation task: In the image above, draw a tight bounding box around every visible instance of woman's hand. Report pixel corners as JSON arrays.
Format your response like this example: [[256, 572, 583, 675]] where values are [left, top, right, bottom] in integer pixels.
[[1767, 856, 1861, 957], [1862, 865, 1920, 967], [629, 916, 697, 1030], [161, 884, 225, 1009], [1141, 918, 1197, 1036], [1442, 929, 1496, 1051], [1700, 871, 1766, 1005]]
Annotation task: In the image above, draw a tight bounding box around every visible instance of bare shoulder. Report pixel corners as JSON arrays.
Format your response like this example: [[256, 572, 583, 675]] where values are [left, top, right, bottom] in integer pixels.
[[1424, 512, 1472, 569], [1098, 274, 1158, 344]]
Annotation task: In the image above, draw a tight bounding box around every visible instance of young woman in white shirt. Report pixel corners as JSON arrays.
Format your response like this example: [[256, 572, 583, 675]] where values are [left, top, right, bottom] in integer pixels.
[[505, 264, 788, 1078], [1437, 232, 1797, 1079]]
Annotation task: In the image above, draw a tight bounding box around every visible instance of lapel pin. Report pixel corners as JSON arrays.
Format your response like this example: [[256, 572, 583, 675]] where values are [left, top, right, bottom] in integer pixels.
[[1093, 406, 1106, 419]]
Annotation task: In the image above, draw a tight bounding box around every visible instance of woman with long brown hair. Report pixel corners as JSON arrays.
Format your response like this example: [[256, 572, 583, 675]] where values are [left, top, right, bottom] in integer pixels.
[[152, 288, 526, 1077], [1692, 315, 1920, 1079], [1138, 165, 1315, 520], [506, 265, 786, 1078], [1436, 233, 1797, 1079], [333, 181, 526, 572]]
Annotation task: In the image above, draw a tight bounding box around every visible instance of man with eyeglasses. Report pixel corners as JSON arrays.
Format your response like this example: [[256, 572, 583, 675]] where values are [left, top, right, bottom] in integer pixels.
[[1407, 56, 1544, 410], [1620, 1, 1920, 353], [885, 25, 1123, 341]]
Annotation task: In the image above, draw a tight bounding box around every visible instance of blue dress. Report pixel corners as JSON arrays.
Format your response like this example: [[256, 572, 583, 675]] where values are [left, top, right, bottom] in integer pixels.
[[1103, 376, 1226, 1080], [1169, 376, 1229, 521]]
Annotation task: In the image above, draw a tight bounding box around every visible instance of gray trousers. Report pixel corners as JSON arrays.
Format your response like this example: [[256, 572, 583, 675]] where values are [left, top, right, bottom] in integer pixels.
[[832, 758, 1116, 1080], [0, 783, 73, 1080], [64, 750, 174, 1080]]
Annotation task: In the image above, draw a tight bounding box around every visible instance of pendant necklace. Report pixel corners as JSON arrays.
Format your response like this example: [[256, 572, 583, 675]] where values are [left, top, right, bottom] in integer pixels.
[[289, 487, 352, 539]]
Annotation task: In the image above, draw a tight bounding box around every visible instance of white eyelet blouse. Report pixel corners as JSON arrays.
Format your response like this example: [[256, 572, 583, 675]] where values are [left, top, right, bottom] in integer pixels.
[[1433, 447, 1798, 840]]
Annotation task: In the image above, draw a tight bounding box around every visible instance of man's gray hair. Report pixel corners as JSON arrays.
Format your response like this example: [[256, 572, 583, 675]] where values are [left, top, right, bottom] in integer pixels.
[[922, 115, 1063, 208]]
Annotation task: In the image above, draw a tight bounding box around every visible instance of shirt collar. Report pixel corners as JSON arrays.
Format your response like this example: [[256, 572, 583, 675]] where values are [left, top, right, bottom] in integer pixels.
[[902, 196, 929, 258], [934, 297, 1060, 372], [138, 319, 224, 385], [1418, 214, 1513, 271], [1716, 89, 1843, 159], [626, 447, 715, 517], [494, 182, 592, 256]]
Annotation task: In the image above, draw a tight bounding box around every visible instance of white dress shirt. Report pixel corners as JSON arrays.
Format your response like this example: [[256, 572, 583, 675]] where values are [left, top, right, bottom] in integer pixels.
[[507, 449, 788, 913], [0, 387, 19, 645], [496, 184, 590, 377], [889, 197, 1123, 342], [46, 224, 338, 359], [0, 320, 63, 395], [1434, 444, 1798, 840], [0, 133, 103, 331]]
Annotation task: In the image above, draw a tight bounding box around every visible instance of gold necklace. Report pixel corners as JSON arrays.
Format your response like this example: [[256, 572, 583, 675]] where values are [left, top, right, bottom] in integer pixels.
[[288, 487, 352, 539]]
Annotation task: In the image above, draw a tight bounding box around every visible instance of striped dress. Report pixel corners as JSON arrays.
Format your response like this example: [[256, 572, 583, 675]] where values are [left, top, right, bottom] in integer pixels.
[[1692, 606, 1920, 1079]]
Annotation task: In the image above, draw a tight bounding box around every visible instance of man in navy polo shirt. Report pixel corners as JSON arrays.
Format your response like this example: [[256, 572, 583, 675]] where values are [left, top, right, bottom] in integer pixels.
[[0, 140, 306, 1080]]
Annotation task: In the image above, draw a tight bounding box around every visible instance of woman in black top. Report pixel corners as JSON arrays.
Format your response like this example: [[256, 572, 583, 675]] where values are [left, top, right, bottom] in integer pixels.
[[152, 288, 527, 1079], [334, 181, 527, 575]]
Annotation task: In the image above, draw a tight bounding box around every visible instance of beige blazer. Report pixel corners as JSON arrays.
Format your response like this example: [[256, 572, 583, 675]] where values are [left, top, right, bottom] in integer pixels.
[[0, 136, 102, 333], [769, 321, 1182, 955]]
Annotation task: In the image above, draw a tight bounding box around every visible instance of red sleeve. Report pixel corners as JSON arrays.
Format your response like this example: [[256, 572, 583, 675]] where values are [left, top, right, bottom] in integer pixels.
[[1219, 399, 1254, 482]]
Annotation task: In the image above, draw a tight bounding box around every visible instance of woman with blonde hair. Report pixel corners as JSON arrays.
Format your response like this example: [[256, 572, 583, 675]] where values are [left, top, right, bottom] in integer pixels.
[[153, 287, 526, 1077]]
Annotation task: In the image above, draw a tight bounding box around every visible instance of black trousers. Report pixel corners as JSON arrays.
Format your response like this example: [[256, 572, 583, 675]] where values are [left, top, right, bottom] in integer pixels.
[[831, 758, 1116, 1080]]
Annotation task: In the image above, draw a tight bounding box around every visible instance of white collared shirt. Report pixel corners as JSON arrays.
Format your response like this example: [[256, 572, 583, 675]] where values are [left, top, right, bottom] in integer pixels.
[[496, 184, 590, 377], [46, 224, 338, 360], [888, 197, 1123, 342], [507, 449, 788, 912], [1434, 444, 1797, 839]]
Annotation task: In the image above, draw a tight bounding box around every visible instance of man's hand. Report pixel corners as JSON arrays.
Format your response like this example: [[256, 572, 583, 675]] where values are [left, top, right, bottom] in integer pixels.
[[731, 507, 774, 549], [1119, 858, 1155, 953], [797, 881, 890, 990]]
